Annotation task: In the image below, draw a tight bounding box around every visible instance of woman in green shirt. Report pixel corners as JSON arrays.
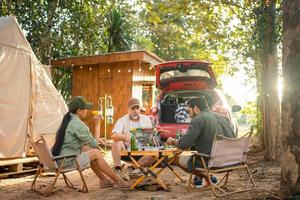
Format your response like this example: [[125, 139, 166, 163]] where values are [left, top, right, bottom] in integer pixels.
[[51, 96, 128, 188]]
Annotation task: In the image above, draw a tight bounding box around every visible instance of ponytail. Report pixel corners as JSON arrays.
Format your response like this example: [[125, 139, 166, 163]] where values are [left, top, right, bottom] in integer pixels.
[[51, 111, 73, 156]]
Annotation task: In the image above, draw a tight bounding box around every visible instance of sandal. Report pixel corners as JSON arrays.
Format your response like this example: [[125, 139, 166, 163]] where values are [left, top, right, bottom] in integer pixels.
[[113, 179, 131, 189], [100, 180, 114, 188]]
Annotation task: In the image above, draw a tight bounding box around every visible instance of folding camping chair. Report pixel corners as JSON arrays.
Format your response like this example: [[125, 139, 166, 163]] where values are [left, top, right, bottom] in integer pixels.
[[27, 135, 89, 196], [188, 131, 256, 197]]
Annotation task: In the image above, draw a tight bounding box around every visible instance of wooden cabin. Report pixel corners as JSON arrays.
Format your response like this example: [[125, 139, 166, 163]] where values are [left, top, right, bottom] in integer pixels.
[[50, 50, 164, 138]]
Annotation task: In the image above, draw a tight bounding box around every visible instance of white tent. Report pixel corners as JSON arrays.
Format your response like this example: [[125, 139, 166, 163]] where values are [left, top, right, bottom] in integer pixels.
[[0, 16, 68, 158]]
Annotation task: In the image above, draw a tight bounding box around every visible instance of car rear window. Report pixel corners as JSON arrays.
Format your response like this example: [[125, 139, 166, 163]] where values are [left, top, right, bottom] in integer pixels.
[[160, 69, 210, 81]]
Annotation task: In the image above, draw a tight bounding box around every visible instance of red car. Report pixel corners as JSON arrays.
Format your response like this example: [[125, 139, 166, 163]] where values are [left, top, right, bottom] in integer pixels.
[[150, 60, 240, 140]]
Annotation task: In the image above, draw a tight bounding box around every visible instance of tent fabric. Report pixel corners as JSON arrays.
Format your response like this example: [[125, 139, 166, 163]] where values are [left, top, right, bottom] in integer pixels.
[[0, 16, 68, 158]]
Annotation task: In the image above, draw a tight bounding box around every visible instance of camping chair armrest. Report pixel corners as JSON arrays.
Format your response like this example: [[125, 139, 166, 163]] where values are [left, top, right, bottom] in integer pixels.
[[192, 152, 211, 158], [190, 152, 210, 170], [53, 154, 77, 161], [216, 133, 253, 141], [216, 134, 237, 141]]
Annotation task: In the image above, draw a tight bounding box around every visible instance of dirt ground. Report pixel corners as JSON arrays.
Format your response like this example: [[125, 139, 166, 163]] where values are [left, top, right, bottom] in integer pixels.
[[0, 144, 281, 200]]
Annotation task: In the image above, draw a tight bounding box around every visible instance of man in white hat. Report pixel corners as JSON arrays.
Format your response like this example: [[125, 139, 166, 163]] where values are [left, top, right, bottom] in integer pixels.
[[110, 98, 153, 180]]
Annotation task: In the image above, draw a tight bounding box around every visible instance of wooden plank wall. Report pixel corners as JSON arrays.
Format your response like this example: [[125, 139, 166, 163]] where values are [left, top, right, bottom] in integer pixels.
[[72, 61, 143, 138], [72, 61, 155, 138]]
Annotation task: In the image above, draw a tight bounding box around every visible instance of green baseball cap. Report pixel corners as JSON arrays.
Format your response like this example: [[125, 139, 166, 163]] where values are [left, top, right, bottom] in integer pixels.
[[68, 96, 93, 110]]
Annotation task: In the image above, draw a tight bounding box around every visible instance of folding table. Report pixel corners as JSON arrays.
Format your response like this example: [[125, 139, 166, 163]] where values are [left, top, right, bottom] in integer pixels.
[[120, 149, 184, 191]]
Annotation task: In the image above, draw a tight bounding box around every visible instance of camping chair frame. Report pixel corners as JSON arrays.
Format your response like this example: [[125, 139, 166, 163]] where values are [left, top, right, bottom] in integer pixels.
[[28, 135, 88, 196], [188, 132, 256, 197]]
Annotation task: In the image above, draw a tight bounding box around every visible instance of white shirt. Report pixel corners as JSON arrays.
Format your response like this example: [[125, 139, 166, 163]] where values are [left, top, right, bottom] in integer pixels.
[[112, 114, 153, 136]]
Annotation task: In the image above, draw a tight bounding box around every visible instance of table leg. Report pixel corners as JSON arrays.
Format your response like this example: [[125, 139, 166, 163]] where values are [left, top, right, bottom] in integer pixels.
[[129, 156, 147, 190], [129, 156, 169, 191], [155, 155, 184, 182], [165, 156, 184, 182], [147, 157, 169, 191]]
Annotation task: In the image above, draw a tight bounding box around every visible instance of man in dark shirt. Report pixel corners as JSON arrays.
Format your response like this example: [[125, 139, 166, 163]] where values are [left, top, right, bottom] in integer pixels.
[[166, 96, 234, 184]]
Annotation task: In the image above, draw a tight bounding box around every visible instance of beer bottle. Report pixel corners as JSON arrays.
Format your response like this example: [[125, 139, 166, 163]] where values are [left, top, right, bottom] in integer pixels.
[[176, 130, 181, 139], [130, 129, 138, 151]]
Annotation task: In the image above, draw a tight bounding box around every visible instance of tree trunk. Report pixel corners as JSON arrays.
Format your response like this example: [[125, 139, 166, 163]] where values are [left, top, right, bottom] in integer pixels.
[[254, 60, 264, 139], [259, 0, 280, 161], [281, 0, 300, 197], [42, 0, 59, 64]]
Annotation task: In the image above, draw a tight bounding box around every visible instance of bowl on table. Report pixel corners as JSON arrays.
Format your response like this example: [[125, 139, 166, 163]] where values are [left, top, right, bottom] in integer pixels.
[[135, 129, 155, 142]]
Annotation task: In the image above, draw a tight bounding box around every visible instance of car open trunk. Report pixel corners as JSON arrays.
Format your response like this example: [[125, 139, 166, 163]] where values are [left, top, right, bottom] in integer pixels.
[[159, 90, 216, 124], [152, 60, 239, 139], [155, 60, 217, 92]]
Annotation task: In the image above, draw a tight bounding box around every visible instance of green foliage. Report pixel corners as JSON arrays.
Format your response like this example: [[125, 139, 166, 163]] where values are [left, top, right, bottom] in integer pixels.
[[0, 0, 135, 100], [135, 0, 255, 79], [133, 0, 282, 138], [238, 102, 258, 128], [241, 101, 257, 115], [52, 0, 107, 58], [104, 7, 134, 52], [0, 0, 283, 120], [51, 67, 73, 102]]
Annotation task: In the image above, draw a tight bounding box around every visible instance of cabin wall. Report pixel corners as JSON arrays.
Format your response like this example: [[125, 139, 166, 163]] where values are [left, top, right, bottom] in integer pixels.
[[72, 61, 156, 138], [72, 61, 155, 138]]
